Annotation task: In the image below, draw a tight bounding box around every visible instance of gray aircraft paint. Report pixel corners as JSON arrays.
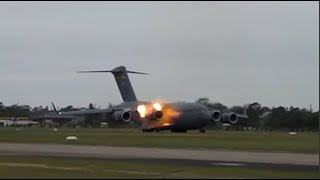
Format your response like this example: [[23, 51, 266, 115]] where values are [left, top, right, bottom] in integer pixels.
[[77, 66, 148, 102], [76, 66, 217, 131], [33, 66, 247, 132]]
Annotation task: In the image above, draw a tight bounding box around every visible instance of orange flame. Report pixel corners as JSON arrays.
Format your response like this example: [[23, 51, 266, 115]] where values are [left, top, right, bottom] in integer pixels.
[[149, 104, 181, 128], [137, 104, 147, 118], [137, 99, 181, 129], [152, 103, 162, 111]]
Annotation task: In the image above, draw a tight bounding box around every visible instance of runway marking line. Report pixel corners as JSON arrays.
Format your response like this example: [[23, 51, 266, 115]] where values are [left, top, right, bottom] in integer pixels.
[[103, 169, 161, 175], [0, 162, 82, 171], [210, 162, 245, 167]]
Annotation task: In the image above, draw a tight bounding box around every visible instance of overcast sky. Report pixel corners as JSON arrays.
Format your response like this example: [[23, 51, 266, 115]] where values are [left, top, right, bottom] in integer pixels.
[[0, 1, 319, 110]]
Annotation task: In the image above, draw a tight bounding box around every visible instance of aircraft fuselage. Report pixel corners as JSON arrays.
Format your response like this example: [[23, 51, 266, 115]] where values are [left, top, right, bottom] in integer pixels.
[[118, 101, 211, 131]]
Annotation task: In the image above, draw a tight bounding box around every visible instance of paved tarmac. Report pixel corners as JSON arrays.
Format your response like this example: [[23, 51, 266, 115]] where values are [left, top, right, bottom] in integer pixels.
[[0, 143, 318, 171]]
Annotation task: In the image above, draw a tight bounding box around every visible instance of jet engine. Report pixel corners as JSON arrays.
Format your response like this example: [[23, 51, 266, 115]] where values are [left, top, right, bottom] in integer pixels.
[[210, 110, 221, 122], [112, 110, 132, 123], [148, 110, 163, 121], [221, 112, 238, 124], [137, 103, 163, 121]]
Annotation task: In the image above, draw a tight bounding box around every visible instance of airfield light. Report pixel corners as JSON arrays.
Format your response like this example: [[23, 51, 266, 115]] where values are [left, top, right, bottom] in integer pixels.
[[137, 105, 147, 118], [153, 103, 162, 111]]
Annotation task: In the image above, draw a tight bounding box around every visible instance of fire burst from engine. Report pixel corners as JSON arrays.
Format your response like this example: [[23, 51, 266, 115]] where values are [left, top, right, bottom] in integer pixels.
[[136, 102, 181, 128]]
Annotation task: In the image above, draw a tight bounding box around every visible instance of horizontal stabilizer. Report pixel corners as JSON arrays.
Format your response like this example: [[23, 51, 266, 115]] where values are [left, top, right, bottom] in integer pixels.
[[76, 66, 146, 102], [77, 70, 113, 73], [77, 70, 148, 75], [77, 71, 148, 74], [77, 65, 148, 75], [126, 71, 148, 75]]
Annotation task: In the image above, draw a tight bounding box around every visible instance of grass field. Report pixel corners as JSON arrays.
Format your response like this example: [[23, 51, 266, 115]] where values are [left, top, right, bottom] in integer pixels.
[[0, 127, 318, 153], [0, 156, 318, 179]]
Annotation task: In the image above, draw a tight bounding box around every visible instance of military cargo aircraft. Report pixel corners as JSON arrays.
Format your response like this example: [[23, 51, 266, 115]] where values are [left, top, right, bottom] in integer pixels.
[[35, 66, 248, 133]]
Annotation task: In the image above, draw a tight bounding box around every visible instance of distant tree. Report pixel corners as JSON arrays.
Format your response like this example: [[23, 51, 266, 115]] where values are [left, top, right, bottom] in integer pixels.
[[0, 102, 3, 116], [195, 98, 210, 106], [210, 103, 228, 111], [2, 104, 31, 117], [44, 106, 49, 112], [229, 106, 244, 114], [195, 98, 228, 111], [88, 103, 95, 110], [108, 103, 118, 108], [30, 105, 50, 116], [245, 102, 262, 130], [307, 111, 319, 131], [61, 105, 76, 112]]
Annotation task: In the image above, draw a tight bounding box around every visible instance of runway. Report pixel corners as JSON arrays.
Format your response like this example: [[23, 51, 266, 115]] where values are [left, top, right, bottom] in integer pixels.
[[0, 143, 318, 171]]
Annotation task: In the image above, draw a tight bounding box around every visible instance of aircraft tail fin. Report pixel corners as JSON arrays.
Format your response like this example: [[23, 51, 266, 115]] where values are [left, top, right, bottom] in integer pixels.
[[77, 66, 147, 102]]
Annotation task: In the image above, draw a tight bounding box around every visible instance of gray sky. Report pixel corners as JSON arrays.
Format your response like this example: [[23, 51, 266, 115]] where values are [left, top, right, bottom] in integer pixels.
[[0, 1, 319, 110]]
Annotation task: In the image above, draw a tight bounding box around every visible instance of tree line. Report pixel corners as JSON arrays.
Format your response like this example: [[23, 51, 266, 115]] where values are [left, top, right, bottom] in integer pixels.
[[196, 98, 318, 132], [0, 100, 318, 131]]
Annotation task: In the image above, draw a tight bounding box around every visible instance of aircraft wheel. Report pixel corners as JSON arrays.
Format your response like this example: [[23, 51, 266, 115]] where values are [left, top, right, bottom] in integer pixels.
[[171, 129, 187, 133], [142, 129, 155, 133]]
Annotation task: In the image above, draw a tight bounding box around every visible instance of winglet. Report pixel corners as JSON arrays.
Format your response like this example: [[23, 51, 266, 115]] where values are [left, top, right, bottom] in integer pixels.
[[51, 102, 58, 114], [239, 104, 250, 118]]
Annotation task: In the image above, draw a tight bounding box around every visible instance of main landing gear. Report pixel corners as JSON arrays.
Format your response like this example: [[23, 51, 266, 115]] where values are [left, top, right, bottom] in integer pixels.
[[171, 129, 187, 133], [142, 129, 154, 133], [142, 129, 162, 133], [199, 128, 206, 133]]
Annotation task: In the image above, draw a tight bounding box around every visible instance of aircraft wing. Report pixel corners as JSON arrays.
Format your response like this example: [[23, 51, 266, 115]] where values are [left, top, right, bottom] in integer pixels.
[[31, 113, 78, 119], [236, 113, 248, 119], [235, 104, 250, 119], [31, 107, 132, 121], [58, 107, 130, 116]]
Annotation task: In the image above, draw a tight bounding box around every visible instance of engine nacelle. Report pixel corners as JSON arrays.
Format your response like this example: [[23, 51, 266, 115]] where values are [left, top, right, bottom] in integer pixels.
[[147, 110, 163, 121], [221, 112, 238, 124], [112, 110, 132, 123], [210, 110, 221, 122], [153, 110, 163, 120]]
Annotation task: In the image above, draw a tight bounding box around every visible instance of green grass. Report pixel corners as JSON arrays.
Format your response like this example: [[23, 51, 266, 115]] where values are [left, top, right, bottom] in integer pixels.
[[0, 127, 318, 153], [0, 156, 318, 179]]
